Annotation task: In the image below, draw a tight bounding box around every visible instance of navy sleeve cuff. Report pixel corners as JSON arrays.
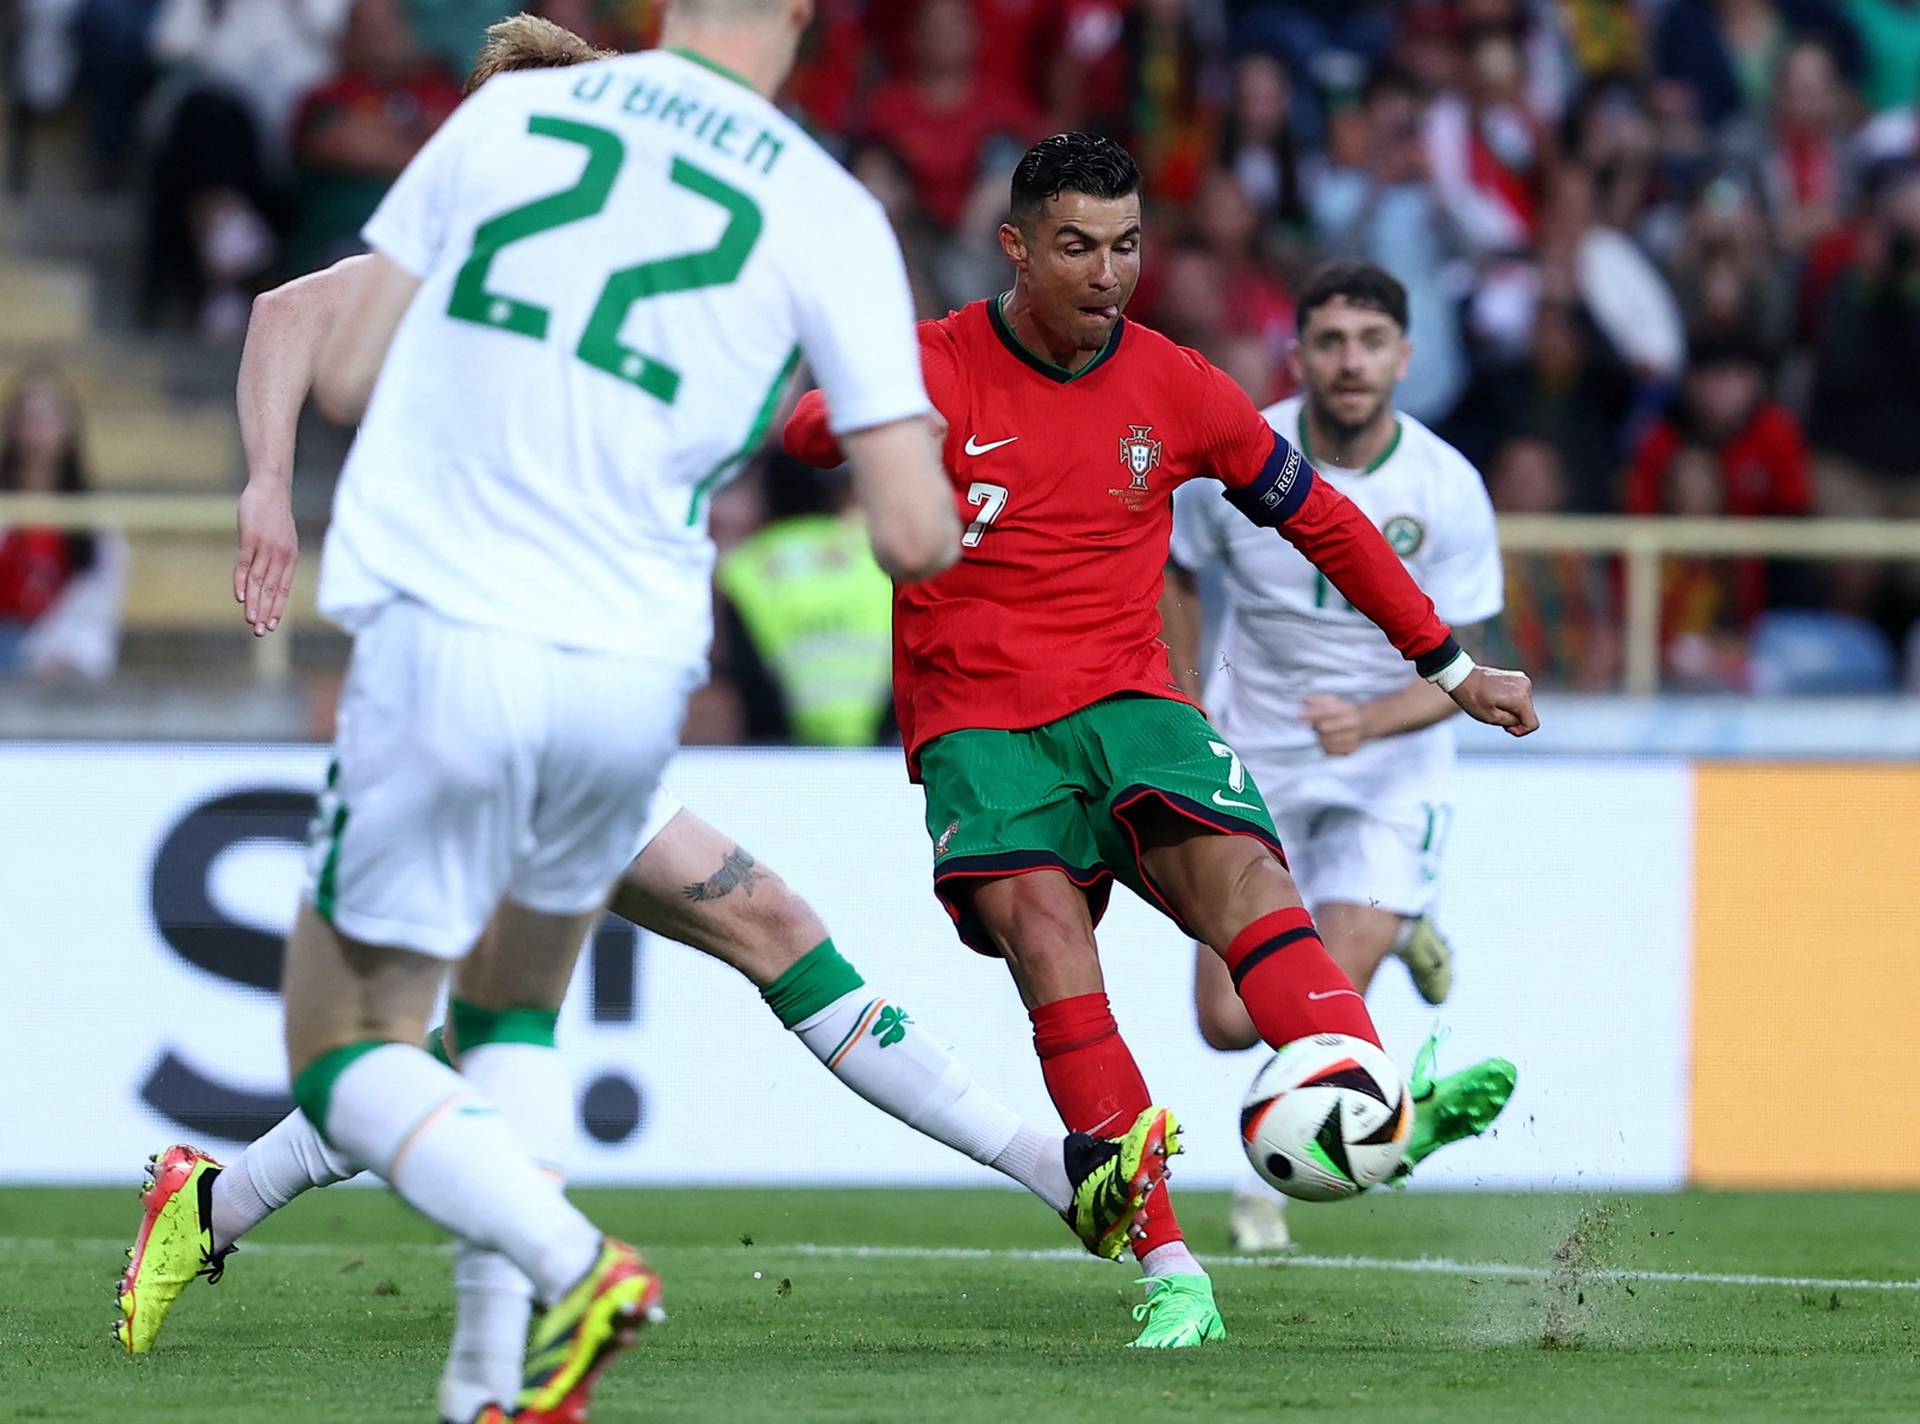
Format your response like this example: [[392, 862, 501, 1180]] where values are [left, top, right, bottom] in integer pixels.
[[1222, 433, 1314, 527], [1413, 635, 1463, 679]]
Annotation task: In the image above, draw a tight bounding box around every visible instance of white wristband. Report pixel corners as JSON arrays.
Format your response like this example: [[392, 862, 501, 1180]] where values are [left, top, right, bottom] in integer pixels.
[[1426, 648, 1476, 693]]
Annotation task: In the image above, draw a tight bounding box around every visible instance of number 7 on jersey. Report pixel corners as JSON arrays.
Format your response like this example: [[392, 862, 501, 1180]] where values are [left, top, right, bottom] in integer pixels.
[[962, 481, 1008, 548]]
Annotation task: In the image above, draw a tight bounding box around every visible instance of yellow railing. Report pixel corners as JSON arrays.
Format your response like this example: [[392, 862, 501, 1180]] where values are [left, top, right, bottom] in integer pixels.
[[0, 494, 291, 684], [1497, 516, 1920, 694], [6, 495, 1920, 695]]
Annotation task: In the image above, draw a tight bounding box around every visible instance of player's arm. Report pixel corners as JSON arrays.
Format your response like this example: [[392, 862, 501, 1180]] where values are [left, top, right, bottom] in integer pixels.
[[1268, 472, 1532, 734], [1302, 676, 1455, 755], [785, 384, 955, 581], [1159, 561, 1205, 702], [785, 193, 958, 583], [1306, 455, 1509, 753], [782, 391, 954, 578], [842, 418, 958, 582], [1160, 480, 1227, 702], [233, 255, 375, 634], [784, 389, 950, 466], [1199, 375, 1535, 735], [1302, 623, 1490, 756], [312, 253, 420, 425]]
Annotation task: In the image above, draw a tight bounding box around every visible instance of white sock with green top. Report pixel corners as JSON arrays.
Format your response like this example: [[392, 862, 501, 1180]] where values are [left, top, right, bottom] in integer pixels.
[[765, 941, 1072, 1212]]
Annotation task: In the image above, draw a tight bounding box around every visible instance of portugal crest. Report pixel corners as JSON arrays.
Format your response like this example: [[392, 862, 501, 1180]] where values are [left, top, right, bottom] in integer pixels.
[[1119, 425, 1161, 491]]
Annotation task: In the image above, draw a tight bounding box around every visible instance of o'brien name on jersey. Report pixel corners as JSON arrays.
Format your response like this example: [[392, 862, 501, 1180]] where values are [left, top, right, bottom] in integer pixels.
[[567, 68, 786, 178]]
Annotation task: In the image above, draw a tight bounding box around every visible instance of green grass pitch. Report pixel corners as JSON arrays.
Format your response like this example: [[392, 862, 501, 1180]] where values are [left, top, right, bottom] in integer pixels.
[[4, 1186, 1917, 1422]]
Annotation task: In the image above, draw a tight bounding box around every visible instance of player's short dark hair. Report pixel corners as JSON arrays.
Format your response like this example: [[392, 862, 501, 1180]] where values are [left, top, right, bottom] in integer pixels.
[[1010, 133, 1141, 228], [1296, 260, 1411, 335]]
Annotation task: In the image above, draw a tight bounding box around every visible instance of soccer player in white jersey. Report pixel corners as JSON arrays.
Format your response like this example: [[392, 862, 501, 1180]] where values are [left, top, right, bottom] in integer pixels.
[[114, 26, 1174, 1411], [224, 3, 975, 1418], [1162, 260, 1517, 1251]]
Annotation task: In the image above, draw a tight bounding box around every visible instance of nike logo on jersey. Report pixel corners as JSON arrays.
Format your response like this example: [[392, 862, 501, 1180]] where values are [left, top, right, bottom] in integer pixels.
[[1306, 988, 1362, 1002], [964, 435, 1019, 456], [1211, 790, 1262, 813]]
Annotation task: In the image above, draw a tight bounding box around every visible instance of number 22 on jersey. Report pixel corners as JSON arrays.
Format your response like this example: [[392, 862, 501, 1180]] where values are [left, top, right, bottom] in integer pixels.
[[446, 115, 762, 405]]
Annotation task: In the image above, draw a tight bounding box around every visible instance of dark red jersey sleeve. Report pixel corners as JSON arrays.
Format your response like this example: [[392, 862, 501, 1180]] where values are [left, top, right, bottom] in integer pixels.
[[783, 388, 841, 467], [782, 319, 963, 469], [1280, 476, 1455, 664], [1187, 352, 1284, 493], [1175, 347, 1452, 663]]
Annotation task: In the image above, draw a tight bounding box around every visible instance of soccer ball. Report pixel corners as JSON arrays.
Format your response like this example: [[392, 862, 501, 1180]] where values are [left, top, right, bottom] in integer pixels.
[[1240, 1034, 1412, 1201]]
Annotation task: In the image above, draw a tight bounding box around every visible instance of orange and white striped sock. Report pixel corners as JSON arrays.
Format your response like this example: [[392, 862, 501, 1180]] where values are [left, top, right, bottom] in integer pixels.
[[301, 1043, 597, 1303], [792, 986, 1071, 1211]]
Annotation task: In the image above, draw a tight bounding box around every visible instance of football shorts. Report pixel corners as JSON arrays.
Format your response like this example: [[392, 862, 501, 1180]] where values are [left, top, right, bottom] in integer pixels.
[[304, 598, 694, 958], [918, 693, 1285, 953]]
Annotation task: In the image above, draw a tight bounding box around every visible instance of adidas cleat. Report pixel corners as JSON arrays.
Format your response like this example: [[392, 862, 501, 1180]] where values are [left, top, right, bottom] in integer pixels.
[[1126, 1274, 1227, 1348], [518, 1237, 663, 1423], [1398, 1031, 1517, 1175], [1396, 916, 1455, 1005], [113, 1145, 235, 1354], [1062, 1106, 1179, 1261], [1228, 1187, 1293, 1253]]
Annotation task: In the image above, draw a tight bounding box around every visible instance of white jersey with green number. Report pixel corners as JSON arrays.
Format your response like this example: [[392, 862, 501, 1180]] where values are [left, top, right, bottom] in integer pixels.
[[318, 48, 929, 669], [1170, 395, 1503, 759]]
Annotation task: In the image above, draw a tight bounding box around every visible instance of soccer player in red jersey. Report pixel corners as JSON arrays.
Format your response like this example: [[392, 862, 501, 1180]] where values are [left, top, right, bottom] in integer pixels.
[[784, 133, 1539, 1347]]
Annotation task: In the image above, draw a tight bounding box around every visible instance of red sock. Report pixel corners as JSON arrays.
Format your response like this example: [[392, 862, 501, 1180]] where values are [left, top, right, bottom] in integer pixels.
[[1223, 907, 1382, 1048], [1030, 992, 1185, 1256]]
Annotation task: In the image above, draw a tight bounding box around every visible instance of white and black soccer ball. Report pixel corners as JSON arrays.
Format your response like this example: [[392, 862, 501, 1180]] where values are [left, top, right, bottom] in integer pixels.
[[1240, 1034, 1412, 1201]]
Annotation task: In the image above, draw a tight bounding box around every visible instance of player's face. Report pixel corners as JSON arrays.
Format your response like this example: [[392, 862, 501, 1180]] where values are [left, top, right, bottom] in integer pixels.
[[1005, 192, 1143, 352], [1291, 298, 1411, 438]]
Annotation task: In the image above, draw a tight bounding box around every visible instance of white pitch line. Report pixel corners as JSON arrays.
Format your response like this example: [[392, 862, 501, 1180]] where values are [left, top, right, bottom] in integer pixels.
[[784, 1244, 1920, 1293], [25, 1237, 1920, 1294]]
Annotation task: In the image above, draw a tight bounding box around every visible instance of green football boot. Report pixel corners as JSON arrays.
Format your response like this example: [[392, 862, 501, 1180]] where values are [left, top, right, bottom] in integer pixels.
[[1063, 1106, 1179, 1260], [1399, 1031, 1517, 1176], [1126, 1274, 1227, 1348]]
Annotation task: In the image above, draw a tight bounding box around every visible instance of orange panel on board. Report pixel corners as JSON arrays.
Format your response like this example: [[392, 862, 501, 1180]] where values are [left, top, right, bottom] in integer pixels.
[[1691, 765, 1920, 1187]]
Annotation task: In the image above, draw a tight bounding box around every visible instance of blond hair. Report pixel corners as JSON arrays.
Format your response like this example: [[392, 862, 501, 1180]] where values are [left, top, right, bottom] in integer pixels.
[[464, 13, 615, 96]]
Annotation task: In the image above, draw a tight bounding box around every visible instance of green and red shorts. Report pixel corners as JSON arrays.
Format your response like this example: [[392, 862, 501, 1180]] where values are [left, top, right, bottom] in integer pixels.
[[918, 694, 1286, 954]]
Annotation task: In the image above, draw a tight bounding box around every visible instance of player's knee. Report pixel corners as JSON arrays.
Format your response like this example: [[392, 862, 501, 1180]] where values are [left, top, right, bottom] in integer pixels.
[[984, 879, 1099, 995], [1196, 1004, 1261, 1053], [1191, 845, 1300, 949], [1234, 846, 1300, 907]]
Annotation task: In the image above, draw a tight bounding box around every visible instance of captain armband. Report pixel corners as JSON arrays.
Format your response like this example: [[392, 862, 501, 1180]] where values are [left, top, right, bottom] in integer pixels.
[[1222, 436, 1315, 528]]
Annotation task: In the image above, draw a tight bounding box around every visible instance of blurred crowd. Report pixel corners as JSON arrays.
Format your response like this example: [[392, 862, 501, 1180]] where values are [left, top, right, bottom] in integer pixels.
[[0, 369, 126, 683], [7, 0, 1920, 718]]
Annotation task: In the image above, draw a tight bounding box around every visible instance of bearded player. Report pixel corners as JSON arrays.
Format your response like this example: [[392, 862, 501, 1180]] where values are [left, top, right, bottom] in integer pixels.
[[113, 18, 1171, 1420], [784, 134, 1539, 1348], [1164, 259, 1513, 1253]]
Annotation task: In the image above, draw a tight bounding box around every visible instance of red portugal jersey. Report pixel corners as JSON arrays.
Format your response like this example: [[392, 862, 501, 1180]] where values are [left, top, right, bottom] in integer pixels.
[[784, 297, 1453, 773]]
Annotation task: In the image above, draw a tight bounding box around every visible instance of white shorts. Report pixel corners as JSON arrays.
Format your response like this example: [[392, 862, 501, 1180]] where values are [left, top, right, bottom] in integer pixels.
[[1247, 723, 1456, 920], [304, 599, 695, 959]]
